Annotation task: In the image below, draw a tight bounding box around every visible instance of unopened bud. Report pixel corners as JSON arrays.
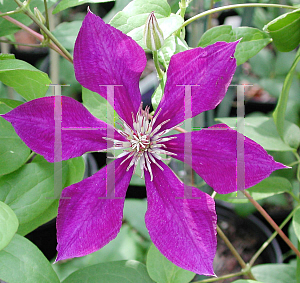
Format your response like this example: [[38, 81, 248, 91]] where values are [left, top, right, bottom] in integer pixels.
[[144, 12, 164, 51], [34, 7, 46, 25]]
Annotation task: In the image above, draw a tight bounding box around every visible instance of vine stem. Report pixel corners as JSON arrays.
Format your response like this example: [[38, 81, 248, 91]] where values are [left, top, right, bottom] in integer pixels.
[[249, 207, 297, 267], [152, 50, 164, 80], [13, 0, 73, 63], [24, 152, 36, 163], [0, 38, 44, 47], [0, 12, 71, 62], [216, 225, 255, 280], [179, 0, 187, 18], [243, 190, 300, 258], [193, 270, 245, 283], [43, 0, 50, 31], [180, 3, 297, 29]]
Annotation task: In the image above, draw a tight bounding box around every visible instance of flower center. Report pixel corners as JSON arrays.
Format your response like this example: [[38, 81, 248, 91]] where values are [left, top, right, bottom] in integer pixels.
[[104, 104, 177, 181]]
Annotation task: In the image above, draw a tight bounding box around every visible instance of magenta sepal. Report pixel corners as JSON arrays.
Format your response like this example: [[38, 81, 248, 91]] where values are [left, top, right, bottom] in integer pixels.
[[2, 96, 123, 162], [164, 124, 288, 194], [145, 160, 217, 276]]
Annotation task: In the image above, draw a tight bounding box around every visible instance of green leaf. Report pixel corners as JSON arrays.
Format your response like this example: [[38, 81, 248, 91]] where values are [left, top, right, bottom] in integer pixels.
[[53, 0, 115, 14], [273, 48, 300, 139], [0, 156, 68, 225], [62, 260, 154, 283], [282, 121, 300, 149], [0, 59, 51, 101], [0, 98, 23, 108], [151, 73, 166, 111], [215, 177, 292, 203], [0, 103, 31, 176], [264, 9, 300, 52], [275, 51, 300, 76], [64, 156, 85, 187], [198, 25, 272, 65], [0, 0, 57, 37], [82, 87, 116, 122], [158, 35, 189, 69], [109, 0, 183, 49], [123, 199, 150, 240], [17, 156, 85, 236], [0, 234, 60, 283], [0, 201, 18, 250], [129, 173, 145, 186], [0, 54, 15, 60], [293, 207, 300, 242], [103, 0, 132, 23], [17, 200, 58, 236], [248, 48, 274, 78], [146, 244, 195, 283], [215, 117, 295, 151], [252, 264, 296, 283], [52, 21, 82, 50]]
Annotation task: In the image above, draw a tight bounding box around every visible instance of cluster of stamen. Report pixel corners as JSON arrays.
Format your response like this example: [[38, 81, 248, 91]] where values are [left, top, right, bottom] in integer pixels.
[[104, 104, 177, 181]]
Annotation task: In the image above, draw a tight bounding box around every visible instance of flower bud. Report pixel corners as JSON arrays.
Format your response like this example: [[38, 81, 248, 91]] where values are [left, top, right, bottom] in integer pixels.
[[34, 7, 46, 25], [144, 12, 164, 51]]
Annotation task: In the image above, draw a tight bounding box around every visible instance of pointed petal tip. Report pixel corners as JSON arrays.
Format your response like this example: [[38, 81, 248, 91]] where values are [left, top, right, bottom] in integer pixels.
[[275, 161, 291, 170]]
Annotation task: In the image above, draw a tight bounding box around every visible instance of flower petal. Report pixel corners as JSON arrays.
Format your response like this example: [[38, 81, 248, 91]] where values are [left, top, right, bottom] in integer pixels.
[[56, 157, 133, 261], [164, 124, 288, 194], [154, 41, 238, 131], [74, 11, 147, 127], [145, 161, 217, 276], [2, 96, 122, 162]]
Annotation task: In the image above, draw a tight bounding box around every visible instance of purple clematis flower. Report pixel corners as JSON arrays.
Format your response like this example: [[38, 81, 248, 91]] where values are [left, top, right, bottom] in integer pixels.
[[2, 11, 287, 275]]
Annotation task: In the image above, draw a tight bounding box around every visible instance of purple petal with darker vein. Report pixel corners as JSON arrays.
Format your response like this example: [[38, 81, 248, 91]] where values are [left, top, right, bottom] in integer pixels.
[[154, 41, 238, 131], [56, 157, 134, 261], [74, 11, 146, 127], [2, 96, 122, 162], [145, 160, 217, 276], [164, 124, 288, 194]]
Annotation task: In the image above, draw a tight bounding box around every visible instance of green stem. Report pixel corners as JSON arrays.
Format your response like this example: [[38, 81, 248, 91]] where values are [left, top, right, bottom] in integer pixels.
[[216, 225, 256, 279], [175, 0, 188, 37], [43, 0, 50, 31], [289, 191, 300, 204], [0, 9, 22, 17], [180, 3, 297, 29], [288, 160, 300, 167], [244, 190, 300, 259], [153, 50, 164, 79], [24, 152, 36, 163], [249, 207, 297, 267], [0, 38, 43, 47], [193, 270, 246, 283], [13, 0, 73, 63], [0, 12, 71, 62], [193, 271, 245, 283], [179, 0, 187, 18]]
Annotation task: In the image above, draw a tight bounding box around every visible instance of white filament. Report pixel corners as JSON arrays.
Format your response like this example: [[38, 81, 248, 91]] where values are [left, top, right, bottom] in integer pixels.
[[104, 104, 177, 181]]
